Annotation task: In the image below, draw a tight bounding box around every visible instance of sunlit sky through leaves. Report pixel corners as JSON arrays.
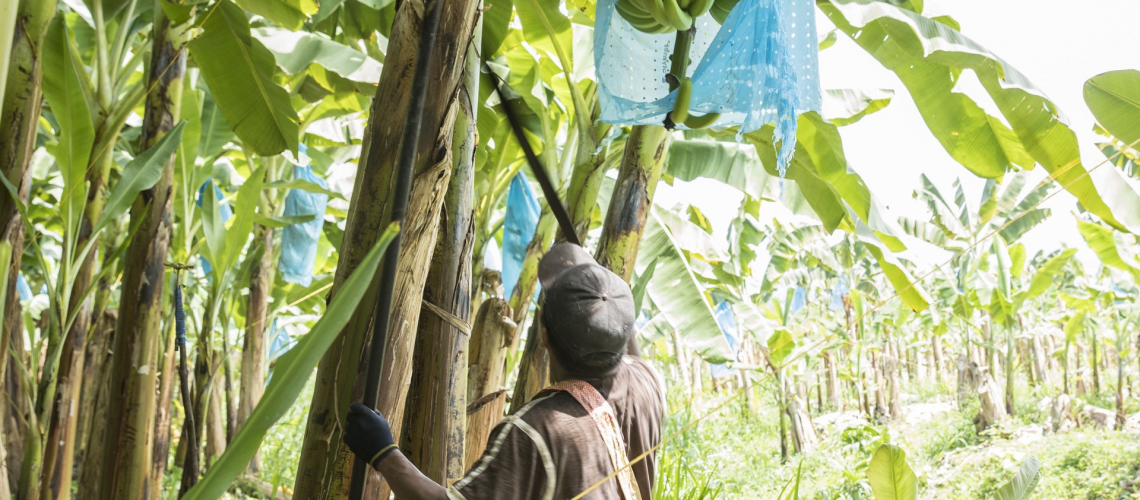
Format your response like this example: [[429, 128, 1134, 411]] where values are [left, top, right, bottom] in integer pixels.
[[655, 0, 1140, 272]]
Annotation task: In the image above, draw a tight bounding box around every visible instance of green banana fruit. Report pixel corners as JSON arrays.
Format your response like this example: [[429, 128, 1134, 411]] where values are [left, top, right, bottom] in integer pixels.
[[683, 112, 721, 129], [686, 0, 715, 18], [643, 0, 673, 30], [616, 0, 675, 34], [670, 78, 692, 124], [678, 0, 692, 10], [710, 0, 739, 24], [661, 0, 694, 31]]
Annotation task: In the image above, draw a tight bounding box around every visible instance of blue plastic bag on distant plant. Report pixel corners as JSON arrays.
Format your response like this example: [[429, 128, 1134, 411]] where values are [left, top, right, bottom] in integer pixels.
[[594, 0, 821, 174], [196, 180, 232, 277], [16, 273, 32, 301], [278, 165, 329, 287], [790, 285, 807, 314], [501, 172, 541, 299], [830, 274, 849, 311], [710, 301, 741, 379]]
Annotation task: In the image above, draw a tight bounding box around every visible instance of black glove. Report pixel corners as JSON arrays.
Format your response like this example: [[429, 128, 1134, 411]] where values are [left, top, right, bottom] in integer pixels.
[[344, 402, 398, 469]]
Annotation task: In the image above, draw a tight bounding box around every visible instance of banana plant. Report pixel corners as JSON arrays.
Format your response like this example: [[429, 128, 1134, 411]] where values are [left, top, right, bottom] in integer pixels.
[[987, 233, 1077, 414]]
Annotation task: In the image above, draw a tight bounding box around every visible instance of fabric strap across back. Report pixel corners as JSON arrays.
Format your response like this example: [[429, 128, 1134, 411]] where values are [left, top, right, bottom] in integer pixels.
[[544, 380, 642, 500]]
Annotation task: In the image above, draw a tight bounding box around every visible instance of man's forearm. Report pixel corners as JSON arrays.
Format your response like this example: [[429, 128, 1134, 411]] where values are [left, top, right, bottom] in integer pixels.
[[376, 451, 449, 500]]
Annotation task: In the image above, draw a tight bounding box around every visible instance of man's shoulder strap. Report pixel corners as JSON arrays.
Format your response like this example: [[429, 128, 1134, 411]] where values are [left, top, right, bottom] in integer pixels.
[[545, 380, 643, 500]]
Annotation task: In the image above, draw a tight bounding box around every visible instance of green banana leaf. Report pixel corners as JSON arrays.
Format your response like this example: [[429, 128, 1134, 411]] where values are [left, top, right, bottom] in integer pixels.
[[198, 87, 235, 159], [992, 236, 1012, 302], [182, 223, 399, 500], [822, 0, 1140, 235], [234, 0, 318, 31], [636, 206, 734, 362], [822, 89, 894, 126], [254, 27, 382, 83], [666, 140, 779, 202], [221, 166, 267, 275], [42, 16, 94, 244], [1076, 219, 1140, 282], [1008, 243, 1025, 280], [766, 328, 795, 368], [747, 113, 906, 251], [1064, 310, 1086, 343], [998, 208, 1050, 244], [516, 0, 572, 69], [1084, 70, 1140, 148], [189, 0, 299, 156], [89, 122, 187, 242], [854, 215, 930, 312], [866, 444, 918, 500], [254, 214, 317, 228], [1017, 248, 1075, 306], [994, 455, 1041, 500], [481, 0, 514, 58]]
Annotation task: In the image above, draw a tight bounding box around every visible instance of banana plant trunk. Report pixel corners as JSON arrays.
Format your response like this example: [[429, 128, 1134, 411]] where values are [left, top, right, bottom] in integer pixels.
[[238, 223, 275, 473], [823, 350, 839, 410], [76, 307, 115, 494], [1090, 330, 1100, 396], [291, 1, 479, 496], [149, 313, 178, 498], [1, 0, 55, 488], [462, 299, 515, 470], [401, 35, 478, 487], [99, 7, 187, 499], [40, 91, 139, 499]]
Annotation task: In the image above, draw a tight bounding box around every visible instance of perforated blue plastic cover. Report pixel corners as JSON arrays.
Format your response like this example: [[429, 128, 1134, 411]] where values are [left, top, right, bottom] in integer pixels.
[[594, 0, 821, 174]]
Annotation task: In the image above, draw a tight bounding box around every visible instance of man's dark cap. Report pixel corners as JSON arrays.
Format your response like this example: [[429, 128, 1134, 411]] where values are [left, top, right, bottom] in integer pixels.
[[539, 243, 636, 369]]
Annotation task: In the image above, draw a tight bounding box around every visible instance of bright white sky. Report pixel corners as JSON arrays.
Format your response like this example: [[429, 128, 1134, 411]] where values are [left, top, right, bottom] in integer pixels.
[[656, 0, 1140, 270]]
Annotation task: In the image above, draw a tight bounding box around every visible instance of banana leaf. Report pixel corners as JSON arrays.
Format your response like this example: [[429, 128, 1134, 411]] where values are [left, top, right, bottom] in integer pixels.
[[189, 0, 299, 156], [636, 205, 734, 362], [822, 89, 894, 126], [866, 444, 917, 500], [42, 16, 93, 244], [1084, 70, 1140, 148], [822, 0, 1140, 235], [234, 0, 318, 31]]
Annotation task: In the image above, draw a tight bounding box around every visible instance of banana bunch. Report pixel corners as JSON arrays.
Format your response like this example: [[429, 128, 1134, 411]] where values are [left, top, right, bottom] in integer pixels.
[[616, 0, 715, 34], [709, 0, 739, 24], [669, 78, 720, 129]]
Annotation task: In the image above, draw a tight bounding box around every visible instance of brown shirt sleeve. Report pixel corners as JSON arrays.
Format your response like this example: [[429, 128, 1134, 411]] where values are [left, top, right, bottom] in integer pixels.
[[448, 415, 554, 500]]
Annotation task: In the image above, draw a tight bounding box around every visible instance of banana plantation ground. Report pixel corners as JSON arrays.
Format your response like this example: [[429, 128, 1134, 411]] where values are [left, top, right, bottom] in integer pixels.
[[2, 0, 1140, 499]]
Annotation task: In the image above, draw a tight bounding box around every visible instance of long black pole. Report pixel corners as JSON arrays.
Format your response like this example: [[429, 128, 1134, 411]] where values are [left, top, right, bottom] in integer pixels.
[[349, 0, 443, 497], [483, 66, 580, 246]]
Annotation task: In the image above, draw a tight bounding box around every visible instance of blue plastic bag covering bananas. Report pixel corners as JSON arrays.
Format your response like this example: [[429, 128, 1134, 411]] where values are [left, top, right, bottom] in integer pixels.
[[279, 164, 330, 287], [595, 0, 821, 175], [710, 301, 741, 379], [501, 172, 542, 299]]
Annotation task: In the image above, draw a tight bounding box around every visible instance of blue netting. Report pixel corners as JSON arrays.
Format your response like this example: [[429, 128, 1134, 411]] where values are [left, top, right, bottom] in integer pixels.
[[594, 0, 821, 174], [710, 301, 741, 378], [501, 172, 541, 299], [279, 165, 329, 287], [196, 180, 232, 277]]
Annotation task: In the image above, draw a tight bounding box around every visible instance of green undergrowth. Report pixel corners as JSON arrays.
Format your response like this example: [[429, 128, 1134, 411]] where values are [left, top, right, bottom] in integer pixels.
[[654, 378, 1140, 500]]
